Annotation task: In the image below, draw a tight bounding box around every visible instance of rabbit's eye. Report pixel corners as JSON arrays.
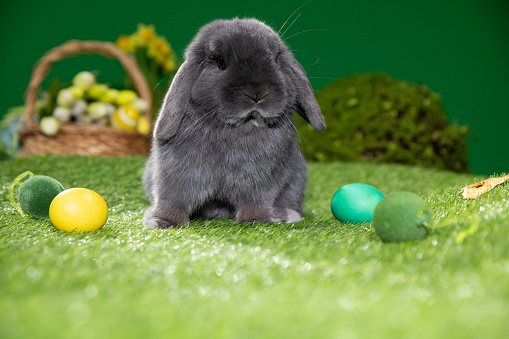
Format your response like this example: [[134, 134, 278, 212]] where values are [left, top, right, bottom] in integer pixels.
[[217, 56, 227, 70]]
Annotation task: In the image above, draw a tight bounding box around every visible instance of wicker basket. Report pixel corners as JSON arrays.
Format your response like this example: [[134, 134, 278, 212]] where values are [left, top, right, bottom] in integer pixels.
[[18, 40, 153, 157]]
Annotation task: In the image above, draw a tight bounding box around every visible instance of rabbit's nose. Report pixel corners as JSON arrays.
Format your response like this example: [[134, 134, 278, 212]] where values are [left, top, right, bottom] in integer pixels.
[[244, 90, 269, 103]]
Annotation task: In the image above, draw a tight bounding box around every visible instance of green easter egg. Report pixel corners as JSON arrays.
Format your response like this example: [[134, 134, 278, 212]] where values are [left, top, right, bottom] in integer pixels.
[[373, 192, 432, 242], [19, 175, 65, 219]]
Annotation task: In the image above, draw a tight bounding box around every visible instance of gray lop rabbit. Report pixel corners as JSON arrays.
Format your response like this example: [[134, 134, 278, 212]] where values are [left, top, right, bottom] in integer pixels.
[[143, 18, 325, 228]]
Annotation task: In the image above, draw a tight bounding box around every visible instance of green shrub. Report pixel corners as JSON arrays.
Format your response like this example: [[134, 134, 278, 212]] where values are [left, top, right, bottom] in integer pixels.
[[297, 73, 470, 172]]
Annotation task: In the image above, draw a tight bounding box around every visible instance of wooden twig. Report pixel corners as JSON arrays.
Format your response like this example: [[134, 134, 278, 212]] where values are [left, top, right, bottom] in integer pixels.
[[460, 174, 509, 199]]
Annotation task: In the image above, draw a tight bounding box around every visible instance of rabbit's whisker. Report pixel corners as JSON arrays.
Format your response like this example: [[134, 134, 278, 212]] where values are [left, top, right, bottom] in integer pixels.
[[284, 29, 328, 41], [278, 0, 313, 37], [153, 74, 173, 91], [289, 50, 320, 67], [280, 13, 301, 39], [307, 77, 355, 82]]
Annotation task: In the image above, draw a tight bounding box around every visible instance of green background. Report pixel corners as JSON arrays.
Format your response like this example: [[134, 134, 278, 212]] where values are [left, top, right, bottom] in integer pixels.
[[1, 0, 508, 175]]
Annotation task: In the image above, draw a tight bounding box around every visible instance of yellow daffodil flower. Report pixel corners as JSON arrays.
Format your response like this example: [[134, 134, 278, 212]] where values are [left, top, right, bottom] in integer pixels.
[[116, 34, 136, 53], [149, 36, 172, 57], [136, 23, 156, 45], [163, 58, 177, 73]]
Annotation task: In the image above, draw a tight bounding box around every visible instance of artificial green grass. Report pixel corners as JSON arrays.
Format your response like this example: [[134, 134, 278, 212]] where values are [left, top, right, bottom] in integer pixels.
[[1, 155, 508, 339]]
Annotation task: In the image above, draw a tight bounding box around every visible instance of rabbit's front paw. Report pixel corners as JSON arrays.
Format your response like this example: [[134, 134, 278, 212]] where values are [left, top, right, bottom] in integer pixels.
[[273, 208, 302, 223], [145, 216, 188, 229], [143, 206, 189, 229], [236, 205, 276, 224]]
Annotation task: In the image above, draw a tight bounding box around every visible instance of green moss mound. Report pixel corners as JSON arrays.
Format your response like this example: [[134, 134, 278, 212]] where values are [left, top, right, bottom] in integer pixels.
[[373, 192, 432, 242], [297, 73, 470, 172], [19, 175, 64, 219]]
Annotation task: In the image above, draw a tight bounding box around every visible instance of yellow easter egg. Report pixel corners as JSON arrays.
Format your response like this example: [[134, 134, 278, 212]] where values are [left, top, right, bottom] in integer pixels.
[[49, 188, 108, 232], [111, 106, 139, 132], [137, 116, 151, 135], [68, 86, 85, 99], [99, 88, 119, 103], [116, 90, 138, 106], [87, 84, 109, 100]]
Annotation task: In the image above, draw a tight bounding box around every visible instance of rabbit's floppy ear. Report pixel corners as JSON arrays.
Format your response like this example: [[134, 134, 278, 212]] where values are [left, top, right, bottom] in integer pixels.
[[153, 61, 194, 141], [283, 54, 326, 133]]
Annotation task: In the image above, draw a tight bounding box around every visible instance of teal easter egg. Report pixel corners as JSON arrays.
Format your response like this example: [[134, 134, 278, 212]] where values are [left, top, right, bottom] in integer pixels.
[[331, 183, 384, 223]]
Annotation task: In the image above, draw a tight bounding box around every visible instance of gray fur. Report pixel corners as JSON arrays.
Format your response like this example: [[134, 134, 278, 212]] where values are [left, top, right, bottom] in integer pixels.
[[143, 18, 325, 228]]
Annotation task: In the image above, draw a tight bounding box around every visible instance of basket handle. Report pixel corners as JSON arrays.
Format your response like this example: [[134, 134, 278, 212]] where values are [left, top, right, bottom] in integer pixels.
[[21, 40, 153, 129]]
